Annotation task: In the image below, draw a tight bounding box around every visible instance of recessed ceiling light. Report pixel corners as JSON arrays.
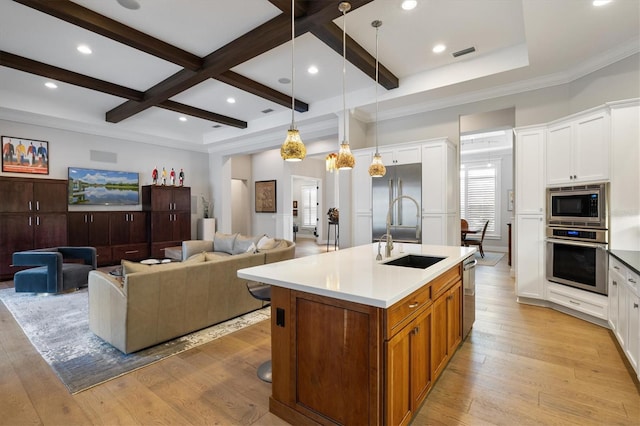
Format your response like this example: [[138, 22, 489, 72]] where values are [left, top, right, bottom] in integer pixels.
[[401, 0, 417, 10], [593, 0, 611, 6], [45, 82, 58, 89], [278, 77, 291, 84], [433, 44, 446, 53], [179, 116, 187, 122], [226, 97, 236, 104], [117, 0, 140, 10], [308, 65, 318, 74], [77, 44, 92, 55]]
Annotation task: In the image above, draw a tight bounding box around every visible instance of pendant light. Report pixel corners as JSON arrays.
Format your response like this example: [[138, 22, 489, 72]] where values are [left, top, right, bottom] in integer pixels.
[[368, 19, 386, 178], [280, 0, 306, 162], [335, 2, 355, 170]]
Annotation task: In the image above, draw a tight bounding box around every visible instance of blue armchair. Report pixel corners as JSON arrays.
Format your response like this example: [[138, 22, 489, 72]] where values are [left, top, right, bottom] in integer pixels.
[[12, 247, 97, 293]]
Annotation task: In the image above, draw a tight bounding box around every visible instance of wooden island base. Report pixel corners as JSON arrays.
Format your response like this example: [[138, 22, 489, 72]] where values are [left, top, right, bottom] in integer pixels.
[[268, 264, 463, 426]]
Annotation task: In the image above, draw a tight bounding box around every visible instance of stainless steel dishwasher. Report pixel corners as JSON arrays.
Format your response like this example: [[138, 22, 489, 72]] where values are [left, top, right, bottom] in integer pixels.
[[462, 256, 477, 339]]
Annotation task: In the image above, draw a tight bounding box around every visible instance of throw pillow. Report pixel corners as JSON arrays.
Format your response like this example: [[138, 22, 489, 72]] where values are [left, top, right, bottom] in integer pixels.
[[257, 235, 277, 250], [233, 234, 261, 254], [213, 232, 238, 254]]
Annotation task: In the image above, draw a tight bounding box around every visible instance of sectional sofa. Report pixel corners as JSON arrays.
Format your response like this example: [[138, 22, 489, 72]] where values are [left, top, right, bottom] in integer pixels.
[[88, 233, 294, 354]]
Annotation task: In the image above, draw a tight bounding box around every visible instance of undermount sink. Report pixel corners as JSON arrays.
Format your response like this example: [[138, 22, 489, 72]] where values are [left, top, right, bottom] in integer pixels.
[[382, 254, 446, 269]]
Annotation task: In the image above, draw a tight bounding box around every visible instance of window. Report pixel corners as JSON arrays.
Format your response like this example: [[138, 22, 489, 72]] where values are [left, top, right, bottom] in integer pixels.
[[301, 185, 317, 227], [460, 159, 501, 237]]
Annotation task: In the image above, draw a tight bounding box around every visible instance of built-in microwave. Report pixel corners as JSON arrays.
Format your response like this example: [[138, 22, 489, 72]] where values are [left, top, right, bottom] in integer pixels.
[[547, 183, 608, 228]]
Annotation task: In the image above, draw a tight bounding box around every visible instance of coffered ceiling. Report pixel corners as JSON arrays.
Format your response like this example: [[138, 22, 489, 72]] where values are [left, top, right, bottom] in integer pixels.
[[0, 0, 638, 154]]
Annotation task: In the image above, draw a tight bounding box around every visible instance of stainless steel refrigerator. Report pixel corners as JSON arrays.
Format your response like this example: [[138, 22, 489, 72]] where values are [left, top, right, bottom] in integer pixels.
[[372, 163, 422, 243]]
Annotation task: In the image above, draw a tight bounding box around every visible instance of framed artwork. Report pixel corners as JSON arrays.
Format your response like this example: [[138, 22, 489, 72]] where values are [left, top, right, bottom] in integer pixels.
[[2, 136, 49, 175], [293, 200, 298, 208], [507, 189, 514, 211], [255, 180, 277, 213], [293, 209, 298, 217]]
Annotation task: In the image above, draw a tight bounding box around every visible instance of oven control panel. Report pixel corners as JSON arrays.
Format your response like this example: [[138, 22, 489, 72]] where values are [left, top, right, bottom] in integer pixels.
[[545, 226, 608, 244]]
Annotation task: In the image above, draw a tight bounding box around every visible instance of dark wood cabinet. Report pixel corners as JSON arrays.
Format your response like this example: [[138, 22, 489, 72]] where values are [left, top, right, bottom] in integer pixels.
[[0, 177, 68, 279], [142, 185, 191, 258], [68, 212, 111, 265], [109, 211, 148, 261]]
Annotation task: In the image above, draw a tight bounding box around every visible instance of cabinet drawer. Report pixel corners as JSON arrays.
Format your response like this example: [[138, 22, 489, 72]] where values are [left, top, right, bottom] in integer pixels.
[[547, 283, 608, 320], [430, 265, 462, 298], [112, 244, 149, 261], [386, 284, 431, 338]]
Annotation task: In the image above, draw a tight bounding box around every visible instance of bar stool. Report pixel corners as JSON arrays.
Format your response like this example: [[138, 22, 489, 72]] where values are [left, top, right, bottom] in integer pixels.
[[246, 281, 272, 382]]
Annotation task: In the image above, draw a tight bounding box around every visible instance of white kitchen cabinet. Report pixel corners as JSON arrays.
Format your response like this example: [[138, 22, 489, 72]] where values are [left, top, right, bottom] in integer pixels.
[[609, 100, 640, 251], [514, 127, 545, 215], [378, 144, 421, 166], [515, 214, 545, 299], [352, 149, 374, 246], [546, 109, 610, 186], [609, 254, 640, 377]]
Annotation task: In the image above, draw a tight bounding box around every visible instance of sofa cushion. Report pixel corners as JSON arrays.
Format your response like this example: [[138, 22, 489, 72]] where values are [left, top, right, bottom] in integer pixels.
[[257, 235, 277, 250], [260, 239, 288, 252], [233, 235, 261, 254], [213, 232, 238, 254]]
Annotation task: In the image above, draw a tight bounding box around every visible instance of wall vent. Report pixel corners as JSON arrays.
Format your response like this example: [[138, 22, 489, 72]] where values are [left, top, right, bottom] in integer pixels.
[[452, 46, 476, 58], [89, 150, 117, 163]]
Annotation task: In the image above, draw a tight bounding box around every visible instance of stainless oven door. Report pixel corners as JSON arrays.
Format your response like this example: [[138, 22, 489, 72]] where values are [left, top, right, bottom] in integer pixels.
[[546, 238, 608, 295]]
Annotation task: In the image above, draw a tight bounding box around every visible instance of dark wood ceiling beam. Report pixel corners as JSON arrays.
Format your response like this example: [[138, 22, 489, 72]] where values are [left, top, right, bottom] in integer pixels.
[[216, 70, 308, 112], [311, 23, 399, 90], [0, 51, 248, 129], [13, 0, 202, 71], [0, 50, 144, 100], [158, 101, 247, 129]]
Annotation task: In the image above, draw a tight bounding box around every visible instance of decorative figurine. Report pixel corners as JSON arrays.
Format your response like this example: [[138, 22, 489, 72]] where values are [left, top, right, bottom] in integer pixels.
[[170, 168, 176, 186], [179, 168, 184, 186], [161, 167, 167, 185], [152, 166, 158, 185]]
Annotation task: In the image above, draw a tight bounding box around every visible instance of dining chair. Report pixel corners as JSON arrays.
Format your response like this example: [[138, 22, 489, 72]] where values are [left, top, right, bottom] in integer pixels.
[[465, 220, 489, 258], [461, 219, 469, 230]]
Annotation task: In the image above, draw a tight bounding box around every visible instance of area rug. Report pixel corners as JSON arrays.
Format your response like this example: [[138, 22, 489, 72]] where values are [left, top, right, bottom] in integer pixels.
[[0, 287, 270, 394], [474, 251, 504, 266]]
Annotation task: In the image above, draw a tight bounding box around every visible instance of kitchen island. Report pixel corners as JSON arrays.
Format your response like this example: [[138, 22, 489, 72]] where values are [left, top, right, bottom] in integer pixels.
[[238, 243, 475, 426]]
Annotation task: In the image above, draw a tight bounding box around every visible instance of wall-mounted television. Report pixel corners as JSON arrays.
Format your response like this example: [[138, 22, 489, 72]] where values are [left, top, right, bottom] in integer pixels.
[[68, 167, 139, 205]]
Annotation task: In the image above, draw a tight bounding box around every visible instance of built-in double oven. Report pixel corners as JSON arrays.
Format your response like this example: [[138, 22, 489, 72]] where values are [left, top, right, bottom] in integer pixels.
[[545, 183, 609, 296]]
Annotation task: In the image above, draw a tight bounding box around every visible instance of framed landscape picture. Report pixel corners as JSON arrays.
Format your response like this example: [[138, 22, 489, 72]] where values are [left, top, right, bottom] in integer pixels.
[[68, 167, 140, 205], [2, 136, 49, 175], [255, 180, 276, 213]]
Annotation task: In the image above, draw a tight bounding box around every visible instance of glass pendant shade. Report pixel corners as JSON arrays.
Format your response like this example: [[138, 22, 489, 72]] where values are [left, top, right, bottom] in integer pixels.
[[336, 141, 355, 170], [281, 128, 306, 161], [326, 153, 338, 172], [368, 152, 386, 177]]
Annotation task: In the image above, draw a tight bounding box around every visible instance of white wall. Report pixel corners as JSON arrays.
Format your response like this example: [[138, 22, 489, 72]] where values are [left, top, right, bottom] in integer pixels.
[[0, 119, 210, 238]]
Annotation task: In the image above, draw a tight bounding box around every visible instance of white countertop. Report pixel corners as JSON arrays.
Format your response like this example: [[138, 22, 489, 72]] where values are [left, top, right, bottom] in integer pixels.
[[238, 243, 476, 308]]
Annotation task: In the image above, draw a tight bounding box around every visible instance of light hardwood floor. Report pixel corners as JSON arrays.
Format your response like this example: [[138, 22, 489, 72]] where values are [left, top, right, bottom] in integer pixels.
[[1, 242, 638, 425]]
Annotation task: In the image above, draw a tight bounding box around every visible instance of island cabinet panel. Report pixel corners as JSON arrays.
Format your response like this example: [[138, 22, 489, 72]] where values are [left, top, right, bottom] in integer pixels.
[[270, 287, 383, 426], [269, 263, 464, 426], [385, 305, 432, 426]]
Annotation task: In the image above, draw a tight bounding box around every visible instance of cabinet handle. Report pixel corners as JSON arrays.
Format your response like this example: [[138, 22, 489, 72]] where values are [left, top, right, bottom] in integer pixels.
[[131, 214, 134, 222], [125, 250, 139, 254], [36, 216, 40, 226], [28, 201, 32, 211], [612, 280, 617, 286], [84, 214, 88, 223], [28, 217, 32, 226], [634, 303, 639, 309], [573, 175, 577, 179], [36, 201, 40, 211], [408, 302, 419, 308], [412, 326, 419, 335], [90, 214, 94, 223], [629, 278, 637, 284], [613, 266, 620, 271], [569, 300, 580, 306]]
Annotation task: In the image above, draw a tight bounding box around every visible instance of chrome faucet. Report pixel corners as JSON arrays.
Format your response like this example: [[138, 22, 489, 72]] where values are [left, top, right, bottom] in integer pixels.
[[385, 195, 421, 257], [376, 234, 389, 260]]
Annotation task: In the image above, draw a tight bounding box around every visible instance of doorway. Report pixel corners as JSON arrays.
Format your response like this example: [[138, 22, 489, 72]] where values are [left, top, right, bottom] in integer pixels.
[[231, 178, 250, 235], [292, 176, 321, 241]]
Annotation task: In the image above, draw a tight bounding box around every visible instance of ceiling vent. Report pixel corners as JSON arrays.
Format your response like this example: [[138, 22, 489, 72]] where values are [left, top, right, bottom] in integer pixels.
[[262, 108, 274, 114], [452, 46, 476, 58]]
